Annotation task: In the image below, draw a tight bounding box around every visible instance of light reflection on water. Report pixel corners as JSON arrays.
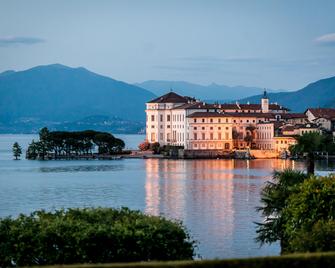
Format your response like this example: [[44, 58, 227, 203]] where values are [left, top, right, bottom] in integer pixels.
[[0, 135, 335, 259]]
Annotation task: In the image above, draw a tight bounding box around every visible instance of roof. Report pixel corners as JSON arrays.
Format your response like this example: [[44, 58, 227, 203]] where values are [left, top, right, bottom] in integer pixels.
[[187, 112, 228, 118], [306, 108, 335, 120], [282, 125, 295, 132], [147, 92, 189, 104], [218, 103, 289, 111], [281, 113, 307, 119], [294, 123, 319, 129], [187, 111, 276, 119], [224, 112, 276, 118], [173, 102, 217, 110]]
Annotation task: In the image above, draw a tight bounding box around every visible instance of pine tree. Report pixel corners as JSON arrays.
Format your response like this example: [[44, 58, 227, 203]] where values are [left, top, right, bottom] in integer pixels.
[[12, 142, 22, 160]]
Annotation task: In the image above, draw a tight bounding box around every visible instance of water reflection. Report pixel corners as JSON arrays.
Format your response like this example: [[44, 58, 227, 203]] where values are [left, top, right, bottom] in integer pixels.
[[144, 159, 306, 259], [38, 164, 124, 173]]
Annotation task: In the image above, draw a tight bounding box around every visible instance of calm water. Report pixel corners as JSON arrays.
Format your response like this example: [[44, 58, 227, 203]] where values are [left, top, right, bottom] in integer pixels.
[[1, 134, 334, 259]]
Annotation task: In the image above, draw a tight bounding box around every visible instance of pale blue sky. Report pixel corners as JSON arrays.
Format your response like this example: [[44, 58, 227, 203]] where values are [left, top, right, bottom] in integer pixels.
[[0, 0, 334, 89]]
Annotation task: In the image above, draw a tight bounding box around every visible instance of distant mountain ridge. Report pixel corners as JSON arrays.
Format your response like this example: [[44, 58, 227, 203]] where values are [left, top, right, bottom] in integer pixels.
[[135, 80, 286, 101], [239, 76, 335, 112], [0, 64, 155, 125], [0, 63, 334, 133]]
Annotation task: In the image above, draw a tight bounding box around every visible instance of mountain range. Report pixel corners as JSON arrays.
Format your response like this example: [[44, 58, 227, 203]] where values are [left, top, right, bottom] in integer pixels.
[[135, 80, 285, 101], [0, 64, 155, 133], [240, 76, 335, 112], [0, 63, 334, 133]]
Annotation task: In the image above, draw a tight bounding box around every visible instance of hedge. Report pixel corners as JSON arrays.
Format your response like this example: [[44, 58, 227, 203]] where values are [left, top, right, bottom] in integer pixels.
[[34, 252, 335, 268], [0, 208, 195, 266]]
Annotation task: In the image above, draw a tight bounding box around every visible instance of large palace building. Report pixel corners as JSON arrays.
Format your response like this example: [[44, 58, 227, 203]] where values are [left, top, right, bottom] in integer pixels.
[[145, 91, 325, 156]]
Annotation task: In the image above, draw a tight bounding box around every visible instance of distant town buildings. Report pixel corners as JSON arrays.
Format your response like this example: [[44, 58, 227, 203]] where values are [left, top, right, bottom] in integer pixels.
[[145, 91, 335, 157]]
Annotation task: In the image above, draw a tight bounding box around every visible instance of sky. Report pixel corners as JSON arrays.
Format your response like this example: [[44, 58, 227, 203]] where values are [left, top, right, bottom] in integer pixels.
[[0, 0, 334, 90]]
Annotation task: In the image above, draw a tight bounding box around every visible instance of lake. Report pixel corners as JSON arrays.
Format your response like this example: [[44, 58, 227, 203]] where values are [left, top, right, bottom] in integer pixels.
[[0, 134, 334, 259]]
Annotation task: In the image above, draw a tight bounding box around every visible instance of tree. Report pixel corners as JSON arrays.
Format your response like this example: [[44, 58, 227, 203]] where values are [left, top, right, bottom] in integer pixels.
[[282, 175, 335, 253], [12, 142, 22, 160], [256, 169, 308, 253], [289, 132, 323, 175], [245, 125, 256, 148], [0, 208, 195, 266]]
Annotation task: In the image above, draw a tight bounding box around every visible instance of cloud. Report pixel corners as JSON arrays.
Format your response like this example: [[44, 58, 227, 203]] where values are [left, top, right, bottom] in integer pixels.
[[0, 36, 45, 46], [315, 33, 335, 46]]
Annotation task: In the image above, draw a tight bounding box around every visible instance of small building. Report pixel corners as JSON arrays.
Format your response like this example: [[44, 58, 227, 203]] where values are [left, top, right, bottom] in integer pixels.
[[273, 136, 297, 154], [305, 108, 335, 131]]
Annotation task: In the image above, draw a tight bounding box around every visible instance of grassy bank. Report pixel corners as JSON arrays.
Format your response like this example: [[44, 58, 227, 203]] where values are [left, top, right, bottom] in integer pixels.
[[35, 252, 335, 268]]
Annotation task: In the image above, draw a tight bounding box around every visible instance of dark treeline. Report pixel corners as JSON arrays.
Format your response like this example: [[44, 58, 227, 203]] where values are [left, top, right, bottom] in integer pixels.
[[26, 127, 125, 160]]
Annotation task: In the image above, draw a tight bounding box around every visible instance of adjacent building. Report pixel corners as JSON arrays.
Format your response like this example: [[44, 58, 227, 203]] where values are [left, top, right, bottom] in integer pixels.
[[145, 91, 333, 157]]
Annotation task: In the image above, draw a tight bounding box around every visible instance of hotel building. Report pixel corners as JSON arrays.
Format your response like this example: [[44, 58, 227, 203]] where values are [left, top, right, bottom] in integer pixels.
[[145, 91, 329, 156]]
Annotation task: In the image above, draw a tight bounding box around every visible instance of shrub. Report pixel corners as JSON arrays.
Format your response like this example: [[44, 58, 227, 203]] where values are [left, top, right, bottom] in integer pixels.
[[0, 208, 195, 266], [150, 142, 160, 154], [256, 169, 308, 252], [138, 141, 150, 151], [283, 175, 335, 253]]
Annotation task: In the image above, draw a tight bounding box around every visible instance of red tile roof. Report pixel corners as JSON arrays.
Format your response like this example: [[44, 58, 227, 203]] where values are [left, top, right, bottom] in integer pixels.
[[187, 112, 228, 118], [147, 92, 189, 103], [281, 113, 307, 119], [218, 103, 289, 111], [307, 108, 335, 119], [173, 102, 217, 110], [187, 112, 276, 119]]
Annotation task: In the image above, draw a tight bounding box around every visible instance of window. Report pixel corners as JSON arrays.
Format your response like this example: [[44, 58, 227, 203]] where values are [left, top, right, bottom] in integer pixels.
[[151, 125, 154, 128], [151, 133, 155, 142], [202, 127, 205, 130], [218, 119, 221, 123], [225, 143, 230, 150], [210, 127, 213, 130], [218, 133, 222, 140], [167, 125, 171, 128], [194, 127, 197, 130], [194, 133, 197, 140], [210, 119, 213, 123], [160, 115, 163, 122], [202, 133, 205, 140], [160, 125, 163, 129], [202, 118, 205, 123], [159, 133, 163, 140], [167, 115, 171, 121], [218, 127, 221, 130], [194, 119, 197, 123], [210, 133, 213, 140], [151, 115, 155, 121]]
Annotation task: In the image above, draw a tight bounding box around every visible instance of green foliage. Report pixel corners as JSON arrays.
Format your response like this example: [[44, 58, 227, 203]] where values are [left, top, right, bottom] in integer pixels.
[[0, 208, 195, 266], [283, 175, 335, 253], [12, 142, 22, 160], [289, 132, 325, 174], [26, 128, 125, 159], [290, 132, 324, 155], [150, 142, 160, 154], [12, 252, 335, 268], [257, 172, 335, 255], [256, 169, 308, 250]]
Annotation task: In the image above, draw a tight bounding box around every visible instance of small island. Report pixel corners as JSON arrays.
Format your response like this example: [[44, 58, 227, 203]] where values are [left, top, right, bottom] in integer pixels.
[[26, 127, 127, 160]]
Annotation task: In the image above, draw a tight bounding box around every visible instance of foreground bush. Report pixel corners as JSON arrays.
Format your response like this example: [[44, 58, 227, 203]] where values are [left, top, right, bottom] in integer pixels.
[[0, 208, 195, 266], [256, 169, 308, 252], [283, 175, 335, 253]]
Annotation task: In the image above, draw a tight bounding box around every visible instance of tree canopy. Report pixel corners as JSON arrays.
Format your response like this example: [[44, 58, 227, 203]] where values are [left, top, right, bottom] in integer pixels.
[[26, 128, 125, 159]]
